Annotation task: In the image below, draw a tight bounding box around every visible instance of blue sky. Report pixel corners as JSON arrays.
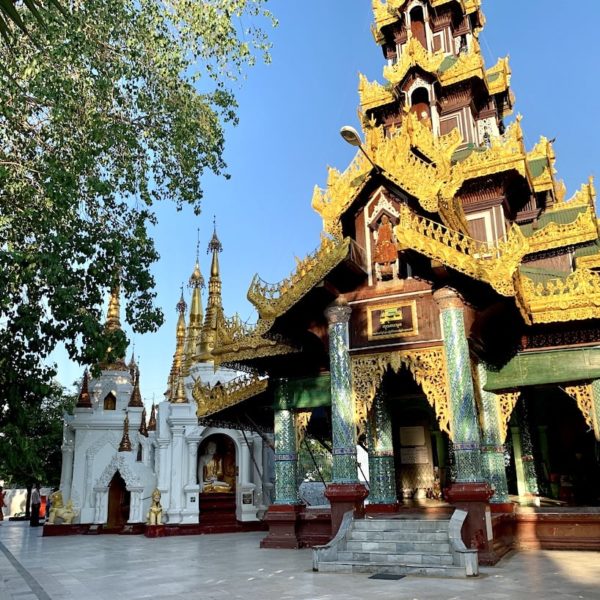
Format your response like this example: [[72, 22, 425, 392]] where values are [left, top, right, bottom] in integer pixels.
[[55, 0, 600, 402]]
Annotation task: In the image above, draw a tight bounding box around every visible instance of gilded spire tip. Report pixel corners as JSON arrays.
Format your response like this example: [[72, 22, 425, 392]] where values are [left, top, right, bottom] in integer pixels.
[[207, 216, 223, 254]]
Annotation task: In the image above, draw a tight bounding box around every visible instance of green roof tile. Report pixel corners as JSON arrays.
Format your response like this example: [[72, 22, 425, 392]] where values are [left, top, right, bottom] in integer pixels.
[[518, 205, 587, 237]]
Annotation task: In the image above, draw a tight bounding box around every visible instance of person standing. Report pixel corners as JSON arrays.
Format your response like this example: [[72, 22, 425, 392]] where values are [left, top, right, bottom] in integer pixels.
[[0, 485, 5, 522], [30, 483, 41, 527]]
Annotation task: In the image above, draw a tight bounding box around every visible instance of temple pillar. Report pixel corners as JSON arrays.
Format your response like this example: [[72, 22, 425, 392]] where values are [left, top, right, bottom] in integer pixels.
[[181, 438, 200, 524], [60, 436, 75, 501], [324, 301, 368, 535], [514, 402, 539, 505], [476, 365, 511, 510], [261, 380, 301, 548], [433, 288, 494, 562], [366, 389, 397, 511]]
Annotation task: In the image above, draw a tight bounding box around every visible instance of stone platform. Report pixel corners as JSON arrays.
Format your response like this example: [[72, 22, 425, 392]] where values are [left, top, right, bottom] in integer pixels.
[[1, 521, 600, 600]]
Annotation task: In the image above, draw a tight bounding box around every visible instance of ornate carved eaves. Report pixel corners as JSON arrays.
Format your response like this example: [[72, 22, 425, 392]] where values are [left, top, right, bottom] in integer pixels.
[[351, 347, 451, 438], [485, 57, 511, 96], [564, 383, 599, 441], [394, 204, 528, 296], [193, 372, 269, 418], [359, 73, 395, 112], [247, 236, 353, 320], [383, 35, 446, 86], [295, 410, 312, 448], [372, 0, 482, 38], [525, 206, 598, 255], [211, 318, 299, 368], [517, 268, 600, 325], [497, 391, 520, 443], [312, 112, 464, 236]]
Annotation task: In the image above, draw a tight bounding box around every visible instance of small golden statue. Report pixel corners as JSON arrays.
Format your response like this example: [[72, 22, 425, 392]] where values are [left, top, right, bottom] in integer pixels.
[[200, 441, 232, 493], [48, 492, 79, 525], [147, 488, 163, 526]]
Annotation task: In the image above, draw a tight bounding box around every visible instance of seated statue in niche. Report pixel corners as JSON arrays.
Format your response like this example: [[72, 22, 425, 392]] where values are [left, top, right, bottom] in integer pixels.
[[373, 214, 399, 281], [199, 441, 232, 493], [146, 488, 163, 526]]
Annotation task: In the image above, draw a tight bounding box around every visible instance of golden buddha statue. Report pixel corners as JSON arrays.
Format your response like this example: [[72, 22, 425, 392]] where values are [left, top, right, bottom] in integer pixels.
[[199, 441, 232, 493]]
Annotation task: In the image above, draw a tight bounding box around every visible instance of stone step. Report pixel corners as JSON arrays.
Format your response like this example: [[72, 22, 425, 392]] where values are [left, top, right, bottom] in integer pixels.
[[349, 530, 450, 542], [353, 519, 450, 533], [345, 540, 451, 554], [337, 550, 455, 566], [318, 560, 466, 578]]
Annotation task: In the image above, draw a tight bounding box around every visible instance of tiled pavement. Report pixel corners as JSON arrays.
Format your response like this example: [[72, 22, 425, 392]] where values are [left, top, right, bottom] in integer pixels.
[[1, 521, 599, 600]]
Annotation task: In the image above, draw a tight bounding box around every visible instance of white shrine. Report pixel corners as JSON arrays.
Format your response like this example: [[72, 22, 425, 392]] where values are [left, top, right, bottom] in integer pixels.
[[59, 228, 273, 530]]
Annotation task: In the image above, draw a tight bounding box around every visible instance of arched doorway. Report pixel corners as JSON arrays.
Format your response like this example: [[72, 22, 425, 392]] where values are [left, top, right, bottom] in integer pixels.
[[197, 433, 237, 526], [107, 471, 130, 529], [409, 5, 427, 49]]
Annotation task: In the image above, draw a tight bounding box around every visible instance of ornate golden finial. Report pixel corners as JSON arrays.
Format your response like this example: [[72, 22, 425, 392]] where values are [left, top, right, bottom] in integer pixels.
[[128, 370, 144, 407], [172, 370, 188, 404], [75, 369, 92, 408], [128, 344, 138, 381], [118, 414, 132, 452], [199, 217, 225, 360], [148, 403, 157, 431], [169, 287, 189, 395], [105, 284, 122, 333], [139, 406, 149, 437]]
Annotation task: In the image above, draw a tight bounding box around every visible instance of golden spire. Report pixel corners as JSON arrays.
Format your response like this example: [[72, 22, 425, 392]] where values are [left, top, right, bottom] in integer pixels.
[[183, 229, 205, 371], [172, 369, 188, 404], [75, 369, 92, 408], [199, 217, 224, 360], [128, 370, 144, 407], [105, 285, 122, 333], [118, 414, 132, 452], [139, 406, 149, 437], [148, 403, 157, 431], [168, 287, 188, 399]]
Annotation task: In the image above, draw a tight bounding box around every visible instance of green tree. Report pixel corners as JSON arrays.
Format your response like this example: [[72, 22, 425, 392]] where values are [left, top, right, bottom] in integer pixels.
[[0, 0, 274, 482], [0, 377, 75, 487]]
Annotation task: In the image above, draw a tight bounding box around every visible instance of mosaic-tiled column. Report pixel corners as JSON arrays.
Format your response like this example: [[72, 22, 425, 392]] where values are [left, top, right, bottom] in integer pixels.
[[516, 401, 539, 499], [433, 288, 483, 483], [325, 302, 358, 483], [274, 379, 299, 505], [476, 365, 510, 504], [367, 389, 397, 504]]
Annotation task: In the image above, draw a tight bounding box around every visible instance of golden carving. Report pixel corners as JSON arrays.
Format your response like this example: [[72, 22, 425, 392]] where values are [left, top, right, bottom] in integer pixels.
[[351, 348, 451, 438], [372, 0, 482, 35], [486, 57, 511, 95], [576, 253, 600, 270], [564, 384, 595, 434], [312, 112, 465, 235], [439, 38, 486, 87], [526, 207, 598, 255], [359, 73, 395, 111], [394, 204, 528, 296], [384, 34, 446, 86], [518, 268, 600, 324], [193, 372, 268, 418], [247, 236, 353, 320], [295, 411, 312, 448], [497, 391, 520, 443]]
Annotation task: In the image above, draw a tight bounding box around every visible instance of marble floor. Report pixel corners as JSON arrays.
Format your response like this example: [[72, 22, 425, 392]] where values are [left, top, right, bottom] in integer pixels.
[[1, 521, 599, 600]]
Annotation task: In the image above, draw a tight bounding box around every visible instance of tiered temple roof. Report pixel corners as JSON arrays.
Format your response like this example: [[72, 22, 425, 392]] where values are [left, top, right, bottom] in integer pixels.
[[185, 0, 600, 419]]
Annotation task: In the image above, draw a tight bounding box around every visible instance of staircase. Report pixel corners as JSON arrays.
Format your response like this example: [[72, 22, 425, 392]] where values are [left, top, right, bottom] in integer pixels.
[[313, 510, 479, 578]]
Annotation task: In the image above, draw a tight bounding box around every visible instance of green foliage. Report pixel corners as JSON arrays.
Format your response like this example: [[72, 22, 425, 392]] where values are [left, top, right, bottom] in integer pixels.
[[0, 379, 75, 486], [298, 438, 332, 483], [0, 0, 274, 483]]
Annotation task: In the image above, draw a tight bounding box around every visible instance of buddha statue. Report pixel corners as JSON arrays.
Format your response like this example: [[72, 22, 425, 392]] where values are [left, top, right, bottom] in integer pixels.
[[199, 441, 232, 493]]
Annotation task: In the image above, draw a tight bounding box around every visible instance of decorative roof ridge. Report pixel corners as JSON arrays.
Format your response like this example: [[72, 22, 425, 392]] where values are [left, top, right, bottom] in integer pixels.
[[193, 372, 269, 418], [247, 235, 354, 320]]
